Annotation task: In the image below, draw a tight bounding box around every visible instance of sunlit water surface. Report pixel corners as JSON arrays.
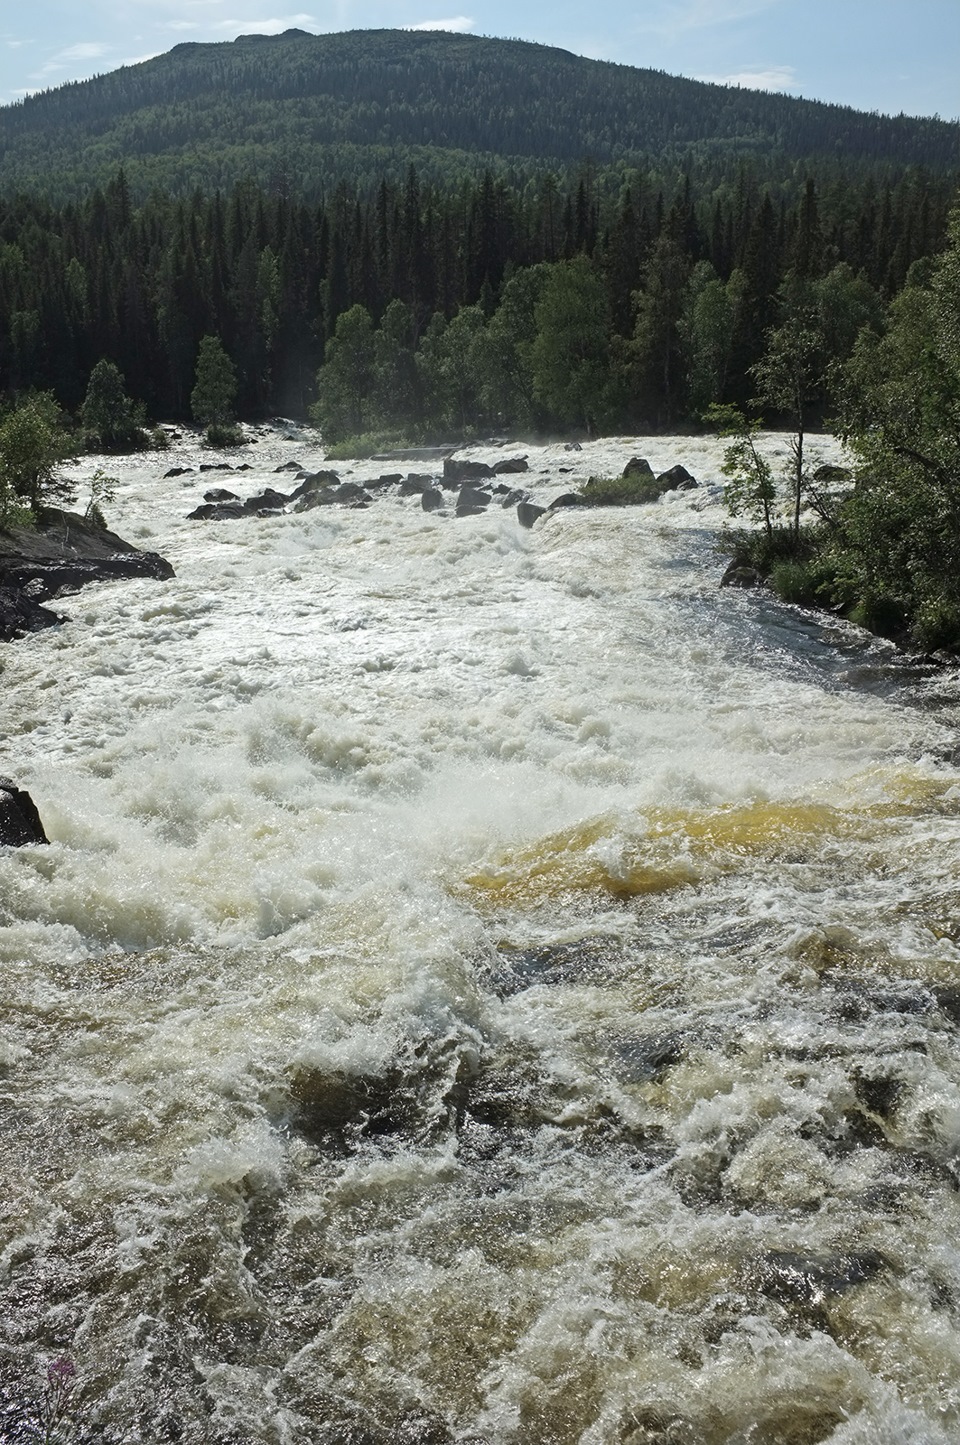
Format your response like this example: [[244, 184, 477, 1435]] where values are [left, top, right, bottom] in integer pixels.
[[2, 428, 960, 1444]]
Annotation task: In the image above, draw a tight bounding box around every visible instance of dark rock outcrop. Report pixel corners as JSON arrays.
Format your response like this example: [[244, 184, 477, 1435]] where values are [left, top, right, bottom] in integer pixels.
[[0, 587, 64, 641], [187, 502, 246, 520], [0, 778, 49, 846], [517, 500, 546, 528], [622, 456, 654, 479], [243, 488, 290, 512], [656, 464, 697, 490], [0, 511, 174, 635], [493, 456, 529, 475], [548, 492, 583, 509], [163, 466, 193, 478], [421, 487, 444, 512], [401, 474, 432, 495], [202, 488, 240, 503], [444, 457, 495, 484], [456, 485, 492, 516]]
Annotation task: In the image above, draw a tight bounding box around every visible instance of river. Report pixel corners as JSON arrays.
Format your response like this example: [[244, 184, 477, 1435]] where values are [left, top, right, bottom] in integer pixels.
[[2, 427, 960, 1444]]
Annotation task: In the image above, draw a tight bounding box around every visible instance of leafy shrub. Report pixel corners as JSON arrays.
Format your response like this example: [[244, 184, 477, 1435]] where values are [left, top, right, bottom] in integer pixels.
[[578, 473, 662, 506], [204, 422, 245, 447]]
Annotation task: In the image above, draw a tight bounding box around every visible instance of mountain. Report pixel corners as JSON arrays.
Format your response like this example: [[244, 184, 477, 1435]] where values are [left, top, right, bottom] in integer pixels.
[[0, 28, 958, 200]]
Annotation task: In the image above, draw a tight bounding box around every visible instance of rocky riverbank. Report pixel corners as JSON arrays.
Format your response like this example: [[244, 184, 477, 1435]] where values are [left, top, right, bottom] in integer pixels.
[[0, 508, 174, 642]]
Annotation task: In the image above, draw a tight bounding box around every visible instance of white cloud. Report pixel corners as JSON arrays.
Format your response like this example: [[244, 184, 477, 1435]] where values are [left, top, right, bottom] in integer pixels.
[[212, 13, 316, 32], [405, 16, 475, 33], [57, 42, 111, 62], [164, 21, 202, 30], [30, 41, 111, 81], [695, 64, 797, 91]]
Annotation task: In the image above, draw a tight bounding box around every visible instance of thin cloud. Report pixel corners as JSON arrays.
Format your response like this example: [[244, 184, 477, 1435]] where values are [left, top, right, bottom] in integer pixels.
[[641, 0, 780, 38], [211, 14, 316, 33], [406, 17, 475, 33], [696, 64, 797, 91], [30, 41, 111, 80]]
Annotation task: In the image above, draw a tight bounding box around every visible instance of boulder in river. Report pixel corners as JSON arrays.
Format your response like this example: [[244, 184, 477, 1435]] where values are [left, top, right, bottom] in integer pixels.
[[0, 586, 64, 641], [187, 502, 246, 521], [421, 487, 444, 512], [456, 485, 492, 516], [751, 1249, 887, 1310], [444, 457, 495, 483], [622, 456, 654, 479], [656, 464, 697, 491], [0, 778, 49, 846], [549, 492, 583, 510], [517, 500, 546, 529], [202, 488, 240, 503], [721, 561, 761, 588], [492, 456, 529, 475]]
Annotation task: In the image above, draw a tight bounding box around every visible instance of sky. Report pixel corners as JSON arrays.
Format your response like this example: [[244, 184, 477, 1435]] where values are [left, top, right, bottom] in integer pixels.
[[1, 0, 958, 120]]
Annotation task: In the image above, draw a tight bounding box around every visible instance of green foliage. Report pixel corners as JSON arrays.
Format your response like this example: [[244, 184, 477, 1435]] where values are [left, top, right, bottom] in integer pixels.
[[81, 359, 148, 450], [83, 467, 119, 529], [0, 392, 74, 520], [204, 422, 244, 447], [578, 473, 663, 506], [707, 404, 777, 540], [310, 305, 377, 443], [531, 257, 616, 433], [191, 335, 237, 428], [0, 30, 957, 203], [323, 430, 419, 460]]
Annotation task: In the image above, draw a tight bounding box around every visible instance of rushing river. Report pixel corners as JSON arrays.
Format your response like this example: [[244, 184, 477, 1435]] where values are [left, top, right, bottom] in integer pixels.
[[3, 428, 960, 1444]]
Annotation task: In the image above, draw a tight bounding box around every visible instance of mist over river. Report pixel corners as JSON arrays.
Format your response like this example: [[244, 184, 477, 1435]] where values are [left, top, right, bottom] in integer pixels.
[[4, 427, 960, 1444]]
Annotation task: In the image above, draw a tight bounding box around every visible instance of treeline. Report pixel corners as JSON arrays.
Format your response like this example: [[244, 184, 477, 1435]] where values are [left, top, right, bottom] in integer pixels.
[[0, 162, 953, 430], [3, 30, 958, 202]]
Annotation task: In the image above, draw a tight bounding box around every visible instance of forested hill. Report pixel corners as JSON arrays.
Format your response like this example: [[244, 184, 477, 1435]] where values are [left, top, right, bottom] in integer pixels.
[[0, 27, 958, 200]]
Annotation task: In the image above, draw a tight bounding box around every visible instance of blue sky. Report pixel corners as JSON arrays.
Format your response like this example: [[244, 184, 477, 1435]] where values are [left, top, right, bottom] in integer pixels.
[[2, 0, 958, 119]]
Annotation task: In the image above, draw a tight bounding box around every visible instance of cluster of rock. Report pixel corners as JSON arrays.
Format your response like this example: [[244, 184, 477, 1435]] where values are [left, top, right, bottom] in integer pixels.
[[0, 510, 175, 643], [186, 455, 539, 524], [185, 452, 699, 528]]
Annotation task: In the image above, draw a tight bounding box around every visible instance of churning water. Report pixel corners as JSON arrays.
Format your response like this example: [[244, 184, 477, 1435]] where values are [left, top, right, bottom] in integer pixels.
[[3, 428, 960, 1444]]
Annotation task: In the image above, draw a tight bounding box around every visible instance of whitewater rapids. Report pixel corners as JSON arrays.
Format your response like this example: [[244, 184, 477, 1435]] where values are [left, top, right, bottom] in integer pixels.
[[2, 426, 960, 1444]]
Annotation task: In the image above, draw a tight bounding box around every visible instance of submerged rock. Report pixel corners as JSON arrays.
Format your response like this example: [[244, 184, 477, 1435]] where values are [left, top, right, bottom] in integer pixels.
[[752, 1249, 887, 1310], [721, 562, 761, 588], [0, 778, 49, 846]]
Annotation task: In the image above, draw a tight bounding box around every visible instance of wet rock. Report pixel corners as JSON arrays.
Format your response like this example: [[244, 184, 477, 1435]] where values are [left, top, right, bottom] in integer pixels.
[[336, 483, 372, 504], [289, 1067, 415, 1146], [202, 488, 240, 503], [492, 456, 528, 474], [274, 460, 303, 472], [400, 473, 432, 494], [370, 472, 403, 488], [721, 562, 761, 588], [456, 485, 492, 516], [444, 457, 495, 483], [199, 462, 234, 472], [612, 1032, 686, 1083], [549, 492, 583, 509], [499, 488, 528, 508], [813, 463, 852, 483], [187, 502, 246, 520], [0, 778, 49, 846], [564, 441, 582, 452], [517, 501, 546, 528], [243, 487, 290, 512], [656, 464, 697, 491], [0, 586, 64, 641], [752, 1249, 887, 1310], [0, 510, 175, 601], [622, 456, 654, 479], [491, 938, 622, 996], [164, 466, 193, 478], [831, 979, 935, 1022], [294, 488, 338, 512], [854, 1071, 905, 1118], [421, 487, 444, 512], [933, 986, 960, 1025]]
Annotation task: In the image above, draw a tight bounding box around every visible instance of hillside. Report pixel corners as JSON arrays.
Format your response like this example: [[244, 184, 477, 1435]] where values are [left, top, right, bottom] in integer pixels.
[[0, 28, 958, 200]]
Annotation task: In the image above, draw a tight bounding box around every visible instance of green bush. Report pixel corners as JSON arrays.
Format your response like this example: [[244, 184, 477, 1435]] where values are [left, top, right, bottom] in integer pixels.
[[577, 473, 662, 506], [204, 422, 245, 447], [324, 430, 418, 460]]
